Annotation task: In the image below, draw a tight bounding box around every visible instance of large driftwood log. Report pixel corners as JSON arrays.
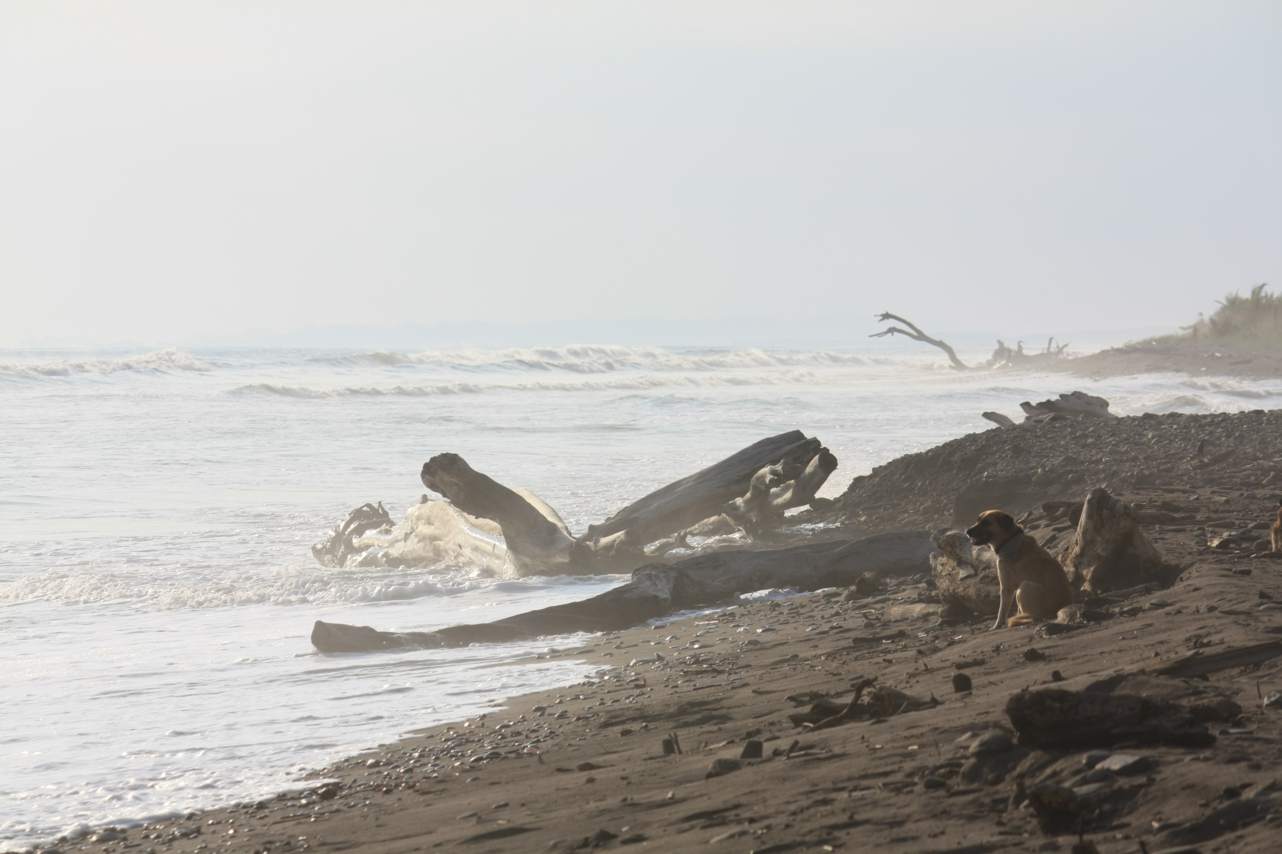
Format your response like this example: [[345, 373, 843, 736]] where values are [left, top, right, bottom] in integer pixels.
[[1061, 487, 1174, 592], [415, 432, 835, 575], [587, 432, 824, 543], [1020, 391, 1112, 422], [421, 453, 578, 574], [981, 391, 1112, 430], [310, 530, 934, 652], [869, 312, 968, 370], [1007, 686, 1218, 750]]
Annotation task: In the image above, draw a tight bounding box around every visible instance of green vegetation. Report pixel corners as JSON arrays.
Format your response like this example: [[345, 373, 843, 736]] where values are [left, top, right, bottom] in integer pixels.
[[1146, 283, 1282, 351]]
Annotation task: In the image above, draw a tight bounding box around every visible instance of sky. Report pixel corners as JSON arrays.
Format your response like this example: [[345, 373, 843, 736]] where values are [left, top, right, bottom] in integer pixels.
[[1, 1, 1279, 348]]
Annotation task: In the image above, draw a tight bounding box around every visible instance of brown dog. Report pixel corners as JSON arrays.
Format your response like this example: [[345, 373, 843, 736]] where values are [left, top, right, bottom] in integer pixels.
[[966, 510, 1072, 629], [1272, 501, 1282, 553]]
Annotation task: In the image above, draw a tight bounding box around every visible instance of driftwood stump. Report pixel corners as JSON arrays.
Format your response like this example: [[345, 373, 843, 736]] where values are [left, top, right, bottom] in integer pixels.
[[1061, 487, 1174, 592], [929, 529, 1000, 617]]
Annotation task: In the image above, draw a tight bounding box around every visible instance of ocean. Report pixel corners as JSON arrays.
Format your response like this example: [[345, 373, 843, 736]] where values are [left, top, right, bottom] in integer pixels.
[[2, 343, 1280, 847]]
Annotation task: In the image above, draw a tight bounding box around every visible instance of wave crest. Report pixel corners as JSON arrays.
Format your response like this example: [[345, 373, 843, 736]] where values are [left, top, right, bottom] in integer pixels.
[[310, 345, 867, 374], [0, 349, 209, 380]]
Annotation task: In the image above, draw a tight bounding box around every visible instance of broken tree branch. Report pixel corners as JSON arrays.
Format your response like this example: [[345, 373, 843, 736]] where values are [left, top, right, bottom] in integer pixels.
[[870, 312, 968, 370]]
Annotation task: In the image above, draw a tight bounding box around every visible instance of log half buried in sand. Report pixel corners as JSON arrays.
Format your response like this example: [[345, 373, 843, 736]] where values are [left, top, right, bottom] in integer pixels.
[[310, 530, 934, 653]]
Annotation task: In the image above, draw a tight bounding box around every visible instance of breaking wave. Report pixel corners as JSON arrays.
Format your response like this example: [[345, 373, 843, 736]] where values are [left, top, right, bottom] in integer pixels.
[[0, 565, 500, 610], [0, 349, 210, 380], [228, 371, 821, 399], [310, 345, 868, 373]]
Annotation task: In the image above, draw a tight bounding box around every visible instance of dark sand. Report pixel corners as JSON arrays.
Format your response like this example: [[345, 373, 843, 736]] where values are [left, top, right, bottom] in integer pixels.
[[23, 411, 1282, 854]]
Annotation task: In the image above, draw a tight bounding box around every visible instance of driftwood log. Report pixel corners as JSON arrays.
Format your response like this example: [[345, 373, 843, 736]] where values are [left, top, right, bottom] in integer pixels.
[[1021, 391, 1112, 422], [311, 502, 394, 568], [1062, 487, 1175, 592], [1007, 685, 1221, 750], [310, 530, 934, 652], [982, 391, 1112, 429], [412, 431, 835, 575]]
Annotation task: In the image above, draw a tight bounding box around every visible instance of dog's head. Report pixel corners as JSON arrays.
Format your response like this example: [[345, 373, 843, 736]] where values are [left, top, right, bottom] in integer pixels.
[[965, 509, 1020, 547]]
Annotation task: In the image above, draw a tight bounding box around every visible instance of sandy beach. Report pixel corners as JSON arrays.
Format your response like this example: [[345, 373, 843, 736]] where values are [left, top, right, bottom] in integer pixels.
[[27, 406, 1282, 854]]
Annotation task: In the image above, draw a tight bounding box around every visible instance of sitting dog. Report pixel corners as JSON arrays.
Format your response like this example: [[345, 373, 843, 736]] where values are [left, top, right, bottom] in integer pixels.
[[966, 510, 1072, 629], [1272, 501, 1282, 553]]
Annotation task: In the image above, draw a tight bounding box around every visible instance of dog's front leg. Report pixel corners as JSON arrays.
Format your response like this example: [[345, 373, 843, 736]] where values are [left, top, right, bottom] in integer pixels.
[[992, 565, 1012, 630]]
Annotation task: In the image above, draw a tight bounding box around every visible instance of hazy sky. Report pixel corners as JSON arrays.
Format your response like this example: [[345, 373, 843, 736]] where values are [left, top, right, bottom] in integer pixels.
[[2, 1, 1279, 348]]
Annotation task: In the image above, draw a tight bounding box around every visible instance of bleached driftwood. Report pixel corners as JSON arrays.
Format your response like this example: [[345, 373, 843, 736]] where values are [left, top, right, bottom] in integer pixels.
[[982, 391, 1112, 428], [870, 312, 968, 370], [1061, 487, 1174, 593], [1020, 391, 1112, 422], [310, 530, 934, 652], [314, 435, 838, 573], [420, 453, 580, 575], [311, 502, 394, 568], [987, 337, 1070, 369], [981, 411, 1018, 429]]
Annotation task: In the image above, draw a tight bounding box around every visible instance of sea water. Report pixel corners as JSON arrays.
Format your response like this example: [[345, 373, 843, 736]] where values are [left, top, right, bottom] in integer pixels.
[[2, 343, 1279, 847]]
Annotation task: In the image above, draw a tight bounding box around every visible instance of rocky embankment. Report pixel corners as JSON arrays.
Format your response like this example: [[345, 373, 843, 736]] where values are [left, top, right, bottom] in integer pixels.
[[834, 409, 1282, 534]]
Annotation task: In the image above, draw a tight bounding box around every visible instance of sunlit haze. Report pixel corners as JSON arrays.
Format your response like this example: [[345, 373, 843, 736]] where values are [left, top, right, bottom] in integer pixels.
[[2, 1, 1279, 348]]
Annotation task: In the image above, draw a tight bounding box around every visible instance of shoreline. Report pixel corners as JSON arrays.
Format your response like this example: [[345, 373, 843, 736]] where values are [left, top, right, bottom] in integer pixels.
[[1056, 340, 1282, 380], [20, 407, 1282, 852]]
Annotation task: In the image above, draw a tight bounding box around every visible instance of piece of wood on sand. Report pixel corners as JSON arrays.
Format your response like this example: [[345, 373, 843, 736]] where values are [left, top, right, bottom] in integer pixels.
[[310, 530, 934, 652], [1061, 487, 1178, 593]]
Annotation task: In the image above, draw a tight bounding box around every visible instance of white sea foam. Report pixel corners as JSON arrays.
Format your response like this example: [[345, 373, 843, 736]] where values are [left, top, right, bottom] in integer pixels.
[[0, 349, 209, 380], [227, 371, 824, 399], [309, 345, 870, 373]]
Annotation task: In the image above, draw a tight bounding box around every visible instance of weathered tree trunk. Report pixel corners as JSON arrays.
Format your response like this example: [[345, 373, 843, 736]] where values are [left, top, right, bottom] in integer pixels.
[[870, 312, 968, 369], [310, 530, 934, 653], [1020, 391, 1112, 422], [981, 411, 1017, 429], [930, 529, 1000, 617], [586, 432, 823, 544], [1007, 687, 1217, 750], [1060, 487, 1174, 593], [421, 454, 577, 574]]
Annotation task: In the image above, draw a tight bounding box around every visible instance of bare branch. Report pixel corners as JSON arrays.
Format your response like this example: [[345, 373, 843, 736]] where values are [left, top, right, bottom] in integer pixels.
[[870, 312, 968, 369]]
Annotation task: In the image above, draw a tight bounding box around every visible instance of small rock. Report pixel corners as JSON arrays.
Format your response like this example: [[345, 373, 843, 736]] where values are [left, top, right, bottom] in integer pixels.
[[921, 776, 947, 790], [952, 672, 973, 693], [1023, 648, 1048, 662], [1095, 753, 1153, 775], [739, 739, 763, 760], [1082, 751, 1110, 769], [1050, 670, 1065, 682], [969, 730, 1013, 755], [706, 758, 742, 779]]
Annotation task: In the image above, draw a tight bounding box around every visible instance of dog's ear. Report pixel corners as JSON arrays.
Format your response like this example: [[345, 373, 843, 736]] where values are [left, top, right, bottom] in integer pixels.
[[998, 512, 1019, 531]]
